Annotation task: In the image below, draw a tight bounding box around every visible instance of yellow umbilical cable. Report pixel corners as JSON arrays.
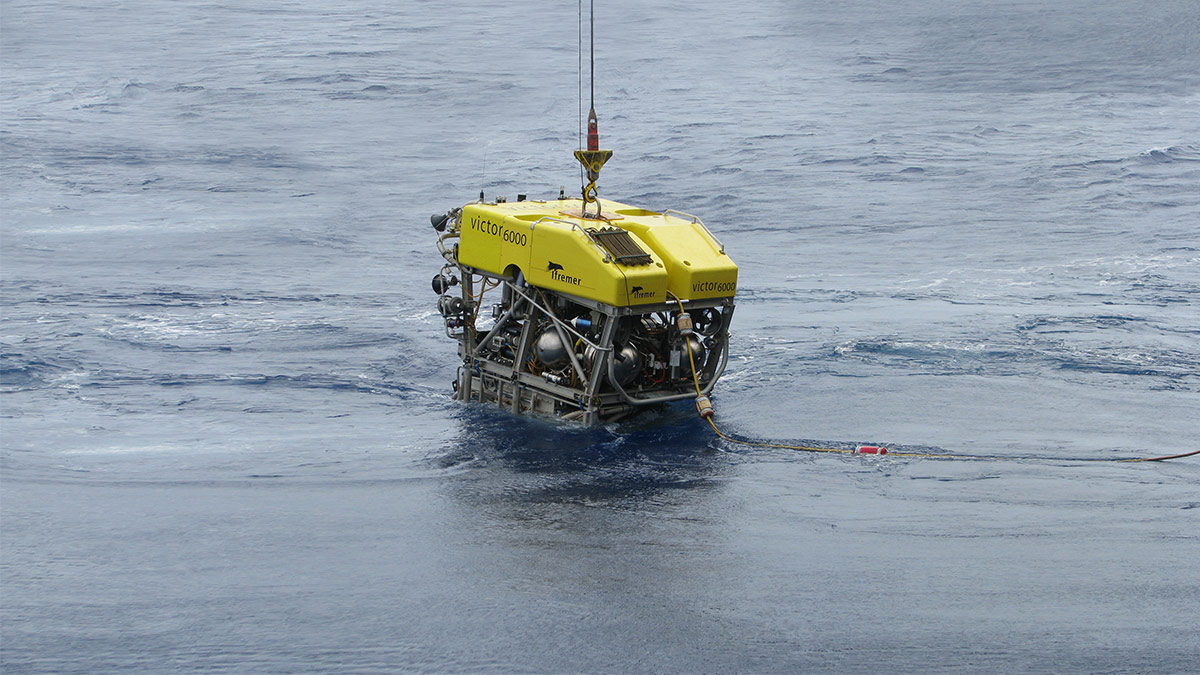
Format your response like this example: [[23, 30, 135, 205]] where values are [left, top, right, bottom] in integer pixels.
[[1114, 449, 1200, 463], [668, 294, 1200, 463], [670, 293, 845, 454]]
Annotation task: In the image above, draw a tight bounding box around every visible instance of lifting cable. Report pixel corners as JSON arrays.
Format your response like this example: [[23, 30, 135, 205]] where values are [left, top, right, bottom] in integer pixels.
[[577, 0, 584, 150], [577, 0, 594, 192], [668, 293, 1199, 464]]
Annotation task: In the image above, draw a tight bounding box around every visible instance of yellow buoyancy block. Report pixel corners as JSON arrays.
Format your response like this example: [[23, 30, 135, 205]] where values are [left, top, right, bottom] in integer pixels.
[[456, 198, 737, 307]]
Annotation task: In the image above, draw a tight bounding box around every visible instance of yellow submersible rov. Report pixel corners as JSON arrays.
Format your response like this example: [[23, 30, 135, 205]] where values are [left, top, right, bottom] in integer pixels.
[[429, 110, 737, 423]]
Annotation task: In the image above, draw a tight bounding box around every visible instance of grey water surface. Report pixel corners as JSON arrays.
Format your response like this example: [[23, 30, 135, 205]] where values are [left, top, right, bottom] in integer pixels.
[[3, 0, 1199, 672]]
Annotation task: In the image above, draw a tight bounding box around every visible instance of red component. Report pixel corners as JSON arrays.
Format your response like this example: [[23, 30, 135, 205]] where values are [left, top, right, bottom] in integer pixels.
[[587, 107, 599, 151], [857, 445, 888, 455]]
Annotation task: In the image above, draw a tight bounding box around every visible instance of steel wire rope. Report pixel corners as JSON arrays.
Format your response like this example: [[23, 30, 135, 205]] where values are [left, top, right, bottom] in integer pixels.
[[577, 0, 585, 190], [589, 0, 595, 112]]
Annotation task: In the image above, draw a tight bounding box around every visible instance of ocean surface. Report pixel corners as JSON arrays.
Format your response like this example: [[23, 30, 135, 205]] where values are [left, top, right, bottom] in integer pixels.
[[3, 0, 1199, 672]]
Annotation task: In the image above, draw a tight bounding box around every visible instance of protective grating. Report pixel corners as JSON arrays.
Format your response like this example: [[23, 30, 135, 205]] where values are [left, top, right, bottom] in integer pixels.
[[587, 227, 653, 265]]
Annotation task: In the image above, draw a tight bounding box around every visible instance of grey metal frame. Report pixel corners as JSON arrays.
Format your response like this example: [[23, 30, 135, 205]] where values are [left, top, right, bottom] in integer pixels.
[[437, 210, 735, 423]]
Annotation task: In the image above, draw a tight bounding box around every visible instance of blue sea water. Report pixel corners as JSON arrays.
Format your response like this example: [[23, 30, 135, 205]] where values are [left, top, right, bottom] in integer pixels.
[[2, 0, 1199, 672]]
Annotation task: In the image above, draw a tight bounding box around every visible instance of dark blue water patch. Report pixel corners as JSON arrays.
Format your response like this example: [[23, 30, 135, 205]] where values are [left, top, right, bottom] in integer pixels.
[[265, 74, 363, 86], [1017, 315, 1147, 333], [745, 132, 818, 143], [864, 169, 925, 182], [435, 406, 730, 506], [23, 140, 320, 173], [847, 56, 886, 66], [1054, 356, 1196, 380], [91, 320, 403, 354], [736, 287, 868, 304], [1053, 144, 1200, 176], [814, 154, 900, 167], [143, 342, 236, 354], [907, 473, 1002, 483], [205, 185, 269, 193], [888, 5, 1200, 94], [439, 404, 716, 470], [515, 469, 722, 507], [63, 148, 152, 167], [20, 290, 329, 308], [831, 339, 1026, 376], [327, 51, 391, 58], [0, 352, 82, 391], [77, 372, 419, 399], [439, 407, 629, 472], [324, 87, 402, 100], [822, 336, 1196, 389]]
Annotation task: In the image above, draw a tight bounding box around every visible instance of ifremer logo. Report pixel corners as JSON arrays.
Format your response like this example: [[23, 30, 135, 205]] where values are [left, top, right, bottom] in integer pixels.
[[547, 261, 581, 286]]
